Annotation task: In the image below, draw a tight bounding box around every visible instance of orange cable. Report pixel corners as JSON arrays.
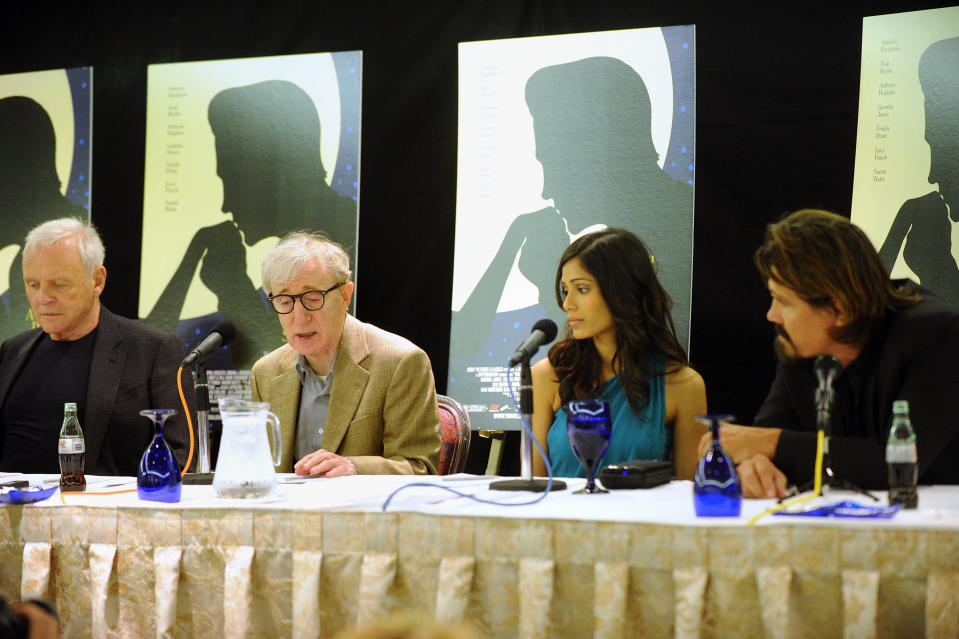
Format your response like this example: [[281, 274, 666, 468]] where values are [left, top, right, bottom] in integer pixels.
[[59, 488, 137, 504], [177, 365, 195, 478], [60, 366, 196, 503]]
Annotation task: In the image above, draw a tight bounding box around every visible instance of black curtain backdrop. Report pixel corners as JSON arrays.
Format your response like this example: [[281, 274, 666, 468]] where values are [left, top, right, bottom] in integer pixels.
[[1, 1, 952, 474]]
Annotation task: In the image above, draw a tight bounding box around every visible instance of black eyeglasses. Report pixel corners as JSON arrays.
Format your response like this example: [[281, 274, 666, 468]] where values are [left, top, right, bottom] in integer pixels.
[[267, 282, 346, 314]]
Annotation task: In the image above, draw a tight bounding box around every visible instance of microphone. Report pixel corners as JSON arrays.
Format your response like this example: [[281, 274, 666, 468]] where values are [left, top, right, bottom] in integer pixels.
[[508, 319, 558, 367], [181, 321, 236, 367], [813, 354, 842, 426]]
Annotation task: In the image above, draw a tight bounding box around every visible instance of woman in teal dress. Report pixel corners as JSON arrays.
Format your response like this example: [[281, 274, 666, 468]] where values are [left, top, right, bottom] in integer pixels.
[[531, 228, 707, 481]]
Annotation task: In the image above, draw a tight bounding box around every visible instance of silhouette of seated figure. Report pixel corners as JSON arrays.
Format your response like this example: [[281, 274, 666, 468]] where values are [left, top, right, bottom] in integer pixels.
[[0, 96, 86, 341], [452, 57, 693, 357], [146, 80, 358, 368], [879, 37, 959, 307]]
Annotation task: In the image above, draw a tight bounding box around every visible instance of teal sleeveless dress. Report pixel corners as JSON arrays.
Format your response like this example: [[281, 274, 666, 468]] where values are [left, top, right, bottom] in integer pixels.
[[546, 358, 669, 478]]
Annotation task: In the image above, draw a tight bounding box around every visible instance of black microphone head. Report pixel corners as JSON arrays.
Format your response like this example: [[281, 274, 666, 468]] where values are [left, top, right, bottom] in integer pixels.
[[532, 318, 558, 343], [507, 319, 560, 367], [814, 354, 842, 383], [211, 320, 236, 345], [813, 354, 842, 425], [814, 354, 841, 372]]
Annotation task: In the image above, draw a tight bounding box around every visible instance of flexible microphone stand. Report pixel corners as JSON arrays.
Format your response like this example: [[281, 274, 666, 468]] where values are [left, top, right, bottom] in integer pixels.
[[181, 361, 215, 485], [796, 356, 876, 500], [489, 360, 566, 492]]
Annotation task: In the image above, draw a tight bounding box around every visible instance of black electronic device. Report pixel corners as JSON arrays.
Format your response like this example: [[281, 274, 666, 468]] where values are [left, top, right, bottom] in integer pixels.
[[598, 459, 674, 489]]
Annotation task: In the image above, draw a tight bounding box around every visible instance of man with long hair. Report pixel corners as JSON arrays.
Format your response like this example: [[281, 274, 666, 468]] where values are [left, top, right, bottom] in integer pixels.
[[705, 209, 959, 497]]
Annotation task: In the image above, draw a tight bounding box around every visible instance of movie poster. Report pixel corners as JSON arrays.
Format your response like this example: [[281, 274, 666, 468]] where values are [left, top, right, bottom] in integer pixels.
[[851, 6, 959, 307], [0, 67, 92, 341], [449, 27, 696, 430], [139, 52, 361, 398]]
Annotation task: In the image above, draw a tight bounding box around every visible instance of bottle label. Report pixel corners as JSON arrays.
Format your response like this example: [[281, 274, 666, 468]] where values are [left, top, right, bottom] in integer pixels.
[[58, 438, 85, 454], [886, 443, 916, 463]]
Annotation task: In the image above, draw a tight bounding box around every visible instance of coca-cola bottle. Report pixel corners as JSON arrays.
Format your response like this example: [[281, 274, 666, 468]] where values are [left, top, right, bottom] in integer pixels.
[[58, 402, 86, 491], [886, 400, 917, 509]]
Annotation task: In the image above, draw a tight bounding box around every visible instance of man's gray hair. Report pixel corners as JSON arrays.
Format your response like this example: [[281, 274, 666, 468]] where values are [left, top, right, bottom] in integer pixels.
[[261, 231, 352, 294], [25, 217, 105, 276]]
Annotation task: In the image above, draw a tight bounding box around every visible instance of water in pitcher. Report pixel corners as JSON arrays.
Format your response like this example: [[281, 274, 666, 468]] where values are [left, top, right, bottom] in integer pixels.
[[213, 399, 282, 499]]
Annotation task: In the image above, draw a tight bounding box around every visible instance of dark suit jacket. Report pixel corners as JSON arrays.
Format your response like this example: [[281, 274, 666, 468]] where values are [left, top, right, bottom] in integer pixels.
[[0, 306, 195, 475], [755, 281, 959, 488]]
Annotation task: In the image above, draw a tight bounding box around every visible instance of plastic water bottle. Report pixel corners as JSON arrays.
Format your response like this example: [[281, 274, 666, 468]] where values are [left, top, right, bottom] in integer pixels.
[[58, 402, 86, 491], [693, 414, 742, 517], [886, 400, 917, 509]]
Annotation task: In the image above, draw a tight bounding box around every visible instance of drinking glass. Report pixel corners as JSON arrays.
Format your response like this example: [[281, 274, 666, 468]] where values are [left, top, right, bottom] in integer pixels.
[[565, 399, 612, 494], [137, 409, 182, 503]]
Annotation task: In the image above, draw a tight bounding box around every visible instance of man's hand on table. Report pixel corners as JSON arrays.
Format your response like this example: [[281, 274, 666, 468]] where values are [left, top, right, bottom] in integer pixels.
[[736, 454, 788, 499], [697, 423, 782, 465], [294, 449, 358, 477], [696, 423, 789, 499]]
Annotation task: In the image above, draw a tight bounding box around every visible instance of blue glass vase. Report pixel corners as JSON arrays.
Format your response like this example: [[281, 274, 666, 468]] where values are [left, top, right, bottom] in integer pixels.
[[693, 414, 741, 517], [137, 409, 182, 503]]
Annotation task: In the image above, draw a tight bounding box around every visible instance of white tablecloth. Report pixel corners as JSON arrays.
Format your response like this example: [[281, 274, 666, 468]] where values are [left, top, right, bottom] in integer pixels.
[[1, 473, 958, 638]]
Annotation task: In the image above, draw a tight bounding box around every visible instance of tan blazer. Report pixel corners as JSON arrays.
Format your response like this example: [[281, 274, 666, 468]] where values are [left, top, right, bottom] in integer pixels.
[[250, 315, 439, 474]]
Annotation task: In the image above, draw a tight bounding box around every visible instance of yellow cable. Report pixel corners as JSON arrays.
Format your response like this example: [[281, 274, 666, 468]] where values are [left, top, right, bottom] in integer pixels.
[[813, 430, 824, 496], [746, 430, 825, 526]]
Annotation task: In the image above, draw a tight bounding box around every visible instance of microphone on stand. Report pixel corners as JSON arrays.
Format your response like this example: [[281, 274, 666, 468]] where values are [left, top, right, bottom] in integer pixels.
[[182, 321, 236, 484], [811, 353, 842, 492], [181, 321, 236, 367], [806, 352, 875, 501], [813, 354, 842, 430], [491, 318, 566, 493], [508, 319, 558, 367], [509, 319, 558, 418]]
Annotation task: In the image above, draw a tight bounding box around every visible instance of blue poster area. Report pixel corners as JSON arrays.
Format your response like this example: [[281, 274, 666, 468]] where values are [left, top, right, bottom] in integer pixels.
[[447, 27, 696, 431], [0, 67, 92, 339], [661, 27, 695, 187], [447, 305, 547, 430], [66, 68, 93, 211], [169, 50, 362, 402]]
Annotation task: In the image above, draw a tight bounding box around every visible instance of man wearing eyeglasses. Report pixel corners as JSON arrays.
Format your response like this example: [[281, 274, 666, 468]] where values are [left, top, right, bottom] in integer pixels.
[[250, 231, 440, 476]]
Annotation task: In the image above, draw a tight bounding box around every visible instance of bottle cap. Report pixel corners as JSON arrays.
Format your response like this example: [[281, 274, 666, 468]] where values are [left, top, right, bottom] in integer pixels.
[[892, 399, 909, 414], [64, 402, 77, 410]]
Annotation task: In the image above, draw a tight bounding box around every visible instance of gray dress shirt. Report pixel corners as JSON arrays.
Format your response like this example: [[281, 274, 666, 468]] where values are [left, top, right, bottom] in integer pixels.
[[293, 354, 334, 462]]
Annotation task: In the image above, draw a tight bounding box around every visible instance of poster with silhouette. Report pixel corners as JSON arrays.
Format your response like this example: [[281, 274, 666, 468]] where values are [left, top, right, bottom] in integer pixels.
[[449, 27, 695, 430], [852, 7, 959, 308], [139, 52, 360, 398], [0, 68, 92, 341]]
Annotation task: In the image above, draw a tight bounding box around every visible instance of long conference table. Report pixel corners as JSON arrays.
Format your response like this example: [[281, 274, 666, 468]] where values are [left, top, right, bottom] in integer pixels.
[[1, 473, 957, 639]]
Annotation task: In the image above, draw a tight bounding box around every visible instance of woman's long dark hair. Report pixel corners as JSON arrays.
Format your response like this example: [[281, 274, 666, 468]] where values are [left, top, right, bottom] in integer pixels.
[[548, 228, 688, 417]]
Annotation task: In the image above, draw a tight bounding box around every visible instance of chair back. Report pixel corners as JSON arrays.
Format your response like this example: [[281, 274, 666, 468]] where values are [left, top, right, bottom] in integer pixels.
[[437, 394, 472, 475]]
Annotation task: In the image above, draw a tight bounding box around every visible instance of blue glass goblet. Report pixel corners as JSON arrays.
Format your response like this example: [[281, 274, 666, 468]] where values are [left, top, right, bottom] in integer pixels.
[[137, 409, 182, 503], [565, 399, 612, 494]]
